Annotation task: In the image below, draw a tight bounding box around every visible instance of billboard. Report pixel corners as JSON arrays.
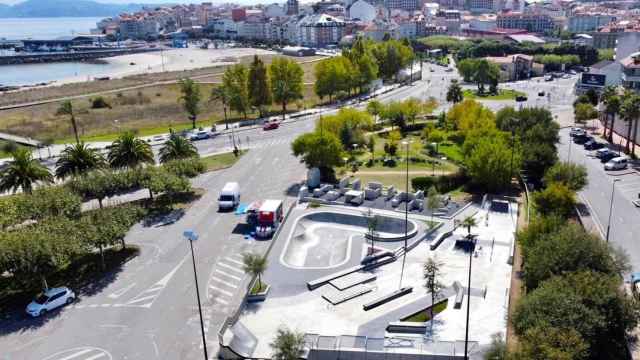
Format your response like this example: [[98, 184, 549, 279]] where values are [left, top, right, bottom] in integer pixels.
[[581, 73, 606, 87]]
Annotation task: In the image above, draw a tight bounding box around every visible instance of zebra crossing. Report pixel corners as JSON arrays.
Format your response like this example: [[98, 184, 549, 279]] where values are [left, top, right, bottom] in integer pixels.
[[206, 253, 246, 310]]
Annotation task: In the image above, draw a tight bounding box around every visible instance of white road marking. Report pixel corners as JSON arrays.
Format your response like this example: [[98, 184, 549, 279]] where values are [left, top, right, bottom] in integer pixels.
[[217, 262, 244, 274], [56, 349, 93, 360], [108, 283, 137, 299], [209, 286, 233, 297], [224, 257, 244, 266], [214, 298, 229, 305], [126, 255, 188, 308], [215, 269, 242, 281], [209, 276, 239, 288], [84, 353, 107, 360]]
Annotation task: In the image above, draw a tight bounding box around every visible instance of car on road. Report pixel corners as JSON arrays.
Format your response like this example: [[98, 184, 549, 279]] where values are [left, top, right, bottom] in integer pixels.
[[516, 95, 528, 102], [584, 140, 605, 150], [26, 287, 75, 317], [445, 67, 454, 72], [600, 151, 619, 163], [569, 70, 577, 75], [570, 127, 586, 137], [605, 156, 629, 171], [263, 121, 279, 131], [538, 91, 545, 97], [190, 131, 210, 141], [544, 74, 553, 81], [573, 134, 592, 144], [147, 134, 167, 143], [429, 68, 434, 72]]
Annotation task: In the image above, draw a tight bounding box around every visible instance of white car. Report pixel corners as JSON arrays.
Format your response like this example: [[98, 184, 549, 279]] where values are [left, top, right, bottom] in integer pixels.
[[604, 157, 629, 171], [26, 287, 76, 317], [569, 127, 586, 137]]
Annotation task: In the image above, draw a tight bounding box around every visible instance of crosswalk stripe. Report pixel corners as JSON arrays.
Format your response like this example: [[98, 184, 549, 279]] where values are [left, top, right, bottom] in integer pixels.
[[58, 349, 93, 360], [214, 298, 229, 305], [218, 262, 244, 274], [215, 269, 242, 281], [209, 286, 233, 297], [224, 257, 244, 266], [210, 276, 239, 288]]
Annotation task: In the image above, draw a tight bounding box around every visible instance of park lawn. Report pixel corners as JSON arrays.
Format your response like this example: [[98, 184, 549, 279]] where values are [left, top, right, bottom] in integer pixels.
[[437, 141, 464, 164], [462, 89, 525, 101], [401, 299, 449, 322], [201, 151, 245, 171]]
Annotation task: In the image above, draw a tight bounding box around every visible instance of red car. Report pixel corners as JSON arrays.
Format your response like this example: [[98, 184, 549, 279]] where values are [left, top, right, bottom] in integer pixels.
[[263, 121, 279, 130]]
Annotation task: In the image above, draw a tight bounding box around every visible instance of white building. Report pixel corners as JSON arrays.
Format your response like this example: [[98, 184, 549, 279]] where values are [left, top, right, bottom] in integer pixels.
[[119, 18, 160, 40], [264, 4, 286, 18], [239, 19, 268, 40], [297, 13, 345, 47], [568, 14, 616, 33], [349, 0, 377, 22], [208, 18, 239, 38]]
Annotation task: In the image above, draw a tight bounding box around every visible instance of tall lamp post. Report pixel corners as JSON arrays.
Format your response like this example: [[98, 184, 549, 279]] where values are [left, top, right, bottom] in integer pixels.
[[606, 179, 621, 243], [463, 234, 476, 360], [183, 230, 209, 360], [399, 140, 411, 289]]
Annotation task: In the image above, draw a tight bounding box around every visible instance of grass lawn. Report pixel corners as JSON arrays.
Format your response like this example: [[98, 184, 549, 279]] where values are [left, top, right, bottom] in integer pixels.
[[437, 141, 464, 164], [462, 89, 525, 101], [201, 151, 245, 171], [250, 281, 269, 295], [401, 299, 448, 322]]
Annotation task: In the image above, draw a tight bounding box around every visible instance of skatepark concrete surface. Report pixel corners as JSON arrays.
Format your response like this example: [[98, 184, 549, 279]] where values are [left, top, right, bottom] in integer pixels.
[[222, 198, 517, 359]]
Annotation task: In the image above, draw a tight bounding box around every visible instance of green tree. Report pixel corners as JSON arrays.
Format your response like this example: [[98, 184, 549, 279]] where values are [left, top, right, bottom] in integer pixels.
[[56, 100, 80, 144], [55, 142, 106, 179], [343, 36, 379, 93], [456, 58, 478, 82], [517, 214, 564, 258], [292, 132, 343, 180], [465, 136, 519, 192], [366, 99, 384, 123], [159, 133, 198, 164], [484, 333, 508, 360], [423, 256, 444, 330], [223, 64, 250, 119], [543, 162, 587, 191], [573, 103, 598, 127], [367, 136, 375, 161], [404, 98, 422, 125], [382, 101, 407, 130], [515, 325, 588, 360], [533, 182, 575, 218], [248, 55, 272, 117], [460, 215, 477, 237], [474, 59, 499, 94], [178, 78, 201, 129], [446, 80, 464, 103], [426, 186, 440, 224], [621, 94, 640, 155], [270, 57, 304, 121], [108, 132, 154, 169], [270, 327, 305, 360], [0, 148, 53, 194], [210, 85, 231, 129], [242, 252, 268, 292]]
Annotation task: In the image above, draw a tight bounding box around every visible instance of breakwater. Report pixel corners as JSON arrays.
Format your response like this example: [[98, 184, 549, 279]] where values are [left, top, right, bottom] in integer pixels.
[[0, 48, 160, 65]]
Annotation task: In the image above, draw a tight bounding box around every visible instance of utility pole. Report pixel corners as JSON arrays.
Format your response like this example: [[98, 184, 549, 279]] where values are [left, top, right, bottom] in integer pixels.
[[183, 230, 208, 360]]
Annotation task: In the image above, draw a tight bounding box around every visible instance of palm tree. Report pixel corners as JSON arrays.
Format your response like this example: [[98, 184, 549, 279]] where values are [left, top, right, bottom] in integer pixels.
[[621, 95, 640, 154], [600, 85, 617, 139], [210, 85, 230, 130], [242, 253, 268, 292], [630, 95, 640, 156], [446, 80, 464, 104], [604, 95, 621, 142], [56, 100, 80, 144], [159, 133, 198, 164], [108, 131, 155, 168], [55, 142, 106, 179], [0, 148, 53, 194], [270, 327, 305, 360], [460, 215, 477, 238]]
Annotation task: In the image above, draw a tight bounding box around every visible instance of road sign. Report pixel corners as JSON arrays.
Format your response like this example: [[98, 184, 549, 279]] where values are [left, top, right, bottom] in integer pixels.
[[183, 230, 198, 241]]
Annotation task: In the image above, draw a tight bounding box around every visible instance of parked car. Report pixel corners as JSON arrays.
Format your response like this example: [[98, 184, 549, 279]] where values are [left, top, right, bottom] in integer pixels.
[[218, 182, 240, 210], [600, 151, 618, 163], [190, 131, 210, 141], [544, 74, 553, 81], [605, 156, 629, 171], [263, 121, 279, 131], [538, 91, 545, 97], [596, 148, 615, 159], [584, 140, 605, 150], [516, 95, 528, 102], [26, 287, 75, 317], [573, 134, 591, 144], [570, 127, 586, 137]]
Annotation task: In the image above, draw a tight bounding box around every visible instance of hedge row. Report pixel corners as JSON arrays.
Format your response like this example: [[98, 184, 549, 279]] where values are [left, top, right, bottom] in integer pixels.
[[411, 172, 468, 193], [0, 187, 81, 230]]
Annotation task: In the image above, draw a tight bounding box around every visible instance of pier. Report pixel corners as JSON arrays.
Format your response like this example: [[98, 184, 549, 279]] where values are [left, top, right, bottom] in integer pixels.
[[0, 47, 160, 66]]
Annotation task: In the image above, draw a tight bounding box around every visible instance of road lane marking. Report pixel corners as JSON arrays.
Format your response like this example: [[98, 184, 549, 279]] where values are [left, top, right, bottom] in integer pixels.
[[209, 276, 239, 288], [108, 283, 137, 299], [209, 286, 233, 297], [84, 353, 107, 360], [215, 269, 242, 281], [125, 254, 188, 308], [56, 349, 93, 360], [214, 298, 229, 305], [217, 262, 244, 274]]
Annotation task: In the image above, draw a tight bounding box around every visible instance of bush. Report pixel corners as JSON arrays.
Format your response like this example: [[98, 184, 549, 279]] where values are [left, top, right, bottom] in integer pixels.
[[532, 183, 575, 218], [90, 96, 111, 109], [411, 172, 467, 193], [163, 158, 206, 178]]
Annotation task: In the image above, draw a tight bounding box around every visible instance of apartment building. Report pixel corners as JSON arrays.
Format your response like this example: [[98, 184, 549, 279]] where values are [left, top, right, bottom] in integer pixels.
[[568, 14, 616, 32], [297, 13, 345, 47], [385, 0, 420, 11], [496, 12, 557, 33]]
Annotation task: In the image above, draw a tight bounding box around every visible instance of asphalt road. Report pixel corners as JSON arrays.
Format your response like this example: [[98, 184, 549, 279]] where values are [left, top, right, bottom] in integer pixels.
[[558, 129, 640, 273], [0, 74, 432, 360]]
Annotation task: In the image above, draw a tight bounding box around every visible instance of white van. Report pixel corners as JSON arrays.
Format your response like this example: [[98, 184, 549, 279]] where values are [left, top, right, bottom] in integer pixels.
[[604, 157, 628, 171], [218, 182, 240, 210]]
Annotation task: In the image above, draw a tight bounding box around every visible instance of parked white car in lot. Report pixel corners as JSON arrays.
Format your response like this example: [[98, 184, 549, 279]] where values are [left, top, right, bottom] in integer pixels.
[[26, 287, 75, 317], [605, 156, 629, 171]]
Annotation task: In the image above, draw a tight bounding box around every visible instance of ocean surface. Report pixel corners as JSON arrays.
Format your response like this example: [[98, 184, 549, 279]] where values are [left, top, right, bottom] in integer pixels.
[[0, 17, 103, 40]]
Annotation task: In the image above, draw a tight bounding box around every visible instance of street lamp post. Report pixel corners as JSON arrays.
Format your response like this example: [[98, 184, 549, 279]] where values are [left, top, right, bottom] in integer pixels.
[[606, 179, 621, 243], [183, 230, 208, 360], [399, 140, 411, 289], [463, 235, 476, 360]]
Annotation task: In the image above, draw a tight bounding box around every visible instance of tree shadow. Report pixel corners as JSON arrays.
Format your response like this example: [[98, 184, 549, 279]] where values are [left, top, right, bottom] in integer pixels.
[[142, 208, 186, 227], [284, 182, 302, 197], [0, 246, 138, 336]]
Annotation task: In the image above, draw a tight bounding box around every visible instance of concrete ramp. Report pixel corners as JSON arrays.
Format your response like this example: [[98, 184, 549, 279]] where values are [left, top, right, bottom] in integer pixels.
[[0, 132, 41, 147]]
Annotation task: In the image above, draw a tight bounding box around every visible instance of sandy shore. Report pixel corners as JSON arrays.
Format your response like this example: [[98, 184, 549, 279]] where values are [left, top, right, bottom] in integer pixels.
[[7, 47, 276, 88]]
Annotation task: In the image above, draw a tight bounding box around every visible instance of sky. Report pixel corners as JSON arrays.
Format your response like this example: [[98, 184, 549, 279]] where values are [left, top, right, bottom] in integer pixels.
[[0, 0, 296, 4]]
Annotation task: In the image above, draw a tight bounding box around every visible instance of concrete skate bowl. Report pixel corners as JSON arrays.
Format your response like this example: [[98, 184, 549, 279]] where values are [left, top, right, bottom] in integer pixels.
[[281, 211, 418, 269]]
